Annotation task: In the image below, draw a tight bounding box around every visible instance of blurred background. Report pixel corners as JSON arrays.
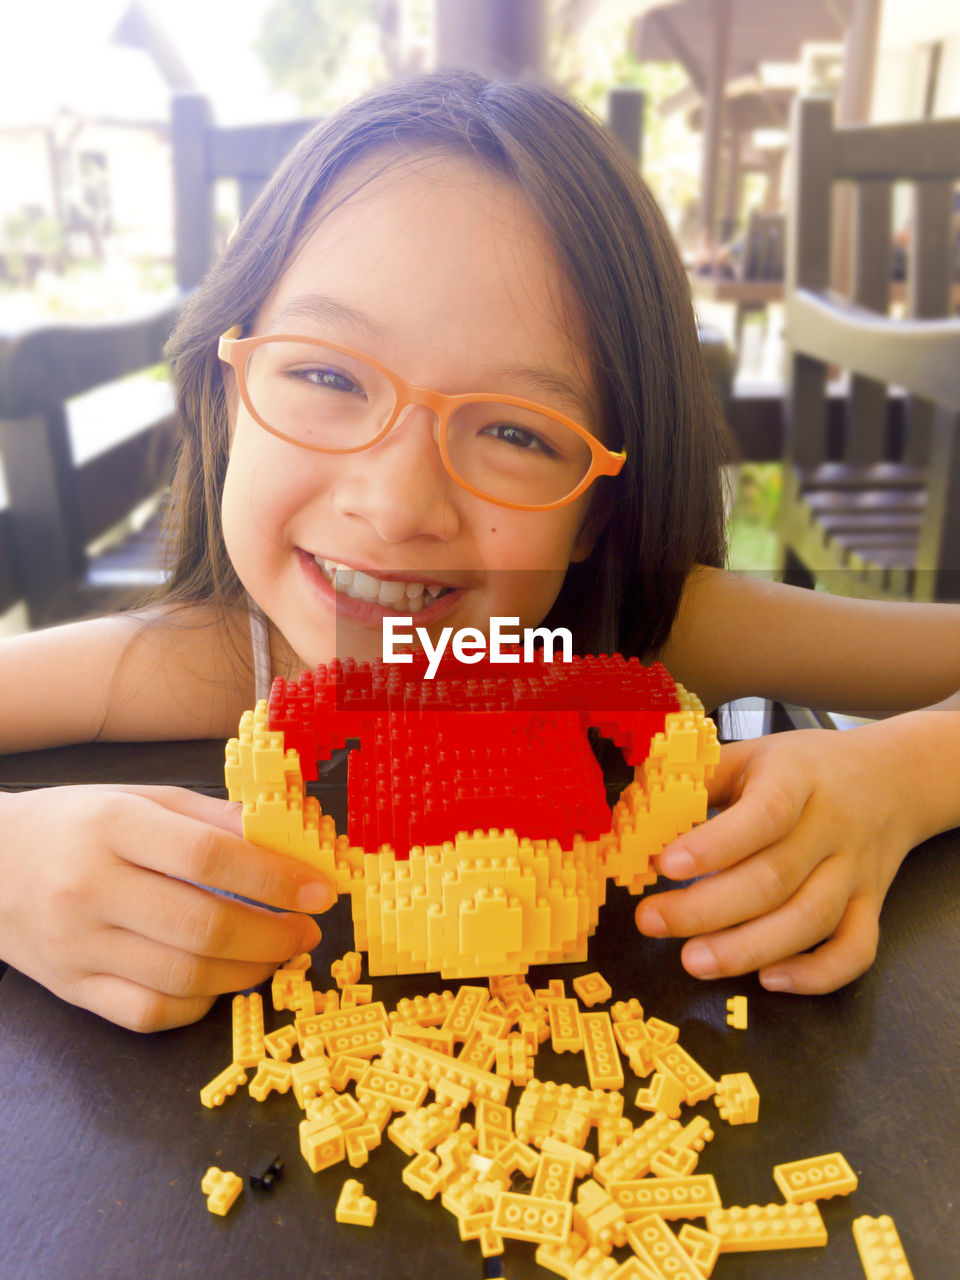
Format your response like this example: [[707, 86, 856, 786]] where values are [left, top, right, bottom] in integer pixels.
[[1, 0, 958, 638]]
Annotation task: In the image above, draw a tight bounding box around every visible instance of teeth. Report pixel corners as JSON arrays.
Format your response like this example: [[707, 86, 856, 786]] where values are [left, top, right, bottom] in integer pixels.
[[314, 557, 448, 611]]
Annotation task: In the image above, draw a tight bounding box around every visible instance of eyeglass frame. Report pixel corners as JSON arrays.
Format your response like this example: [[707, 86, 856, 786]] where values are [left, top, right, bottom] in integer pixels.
[[217, 328, 626, 512]]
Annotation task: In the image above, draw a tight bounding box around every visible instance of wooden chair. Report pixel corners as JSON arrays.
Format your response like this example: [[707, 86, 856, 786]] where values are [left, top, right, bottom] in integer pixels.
[[777, 97, 960, 602], [0, 94, 315, 628]]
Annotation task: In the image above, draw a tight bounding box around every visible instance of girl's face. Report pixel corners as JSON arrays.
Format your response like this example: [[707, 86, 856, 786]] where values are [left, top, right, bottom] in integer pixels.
[[221, 152, 602, 670]]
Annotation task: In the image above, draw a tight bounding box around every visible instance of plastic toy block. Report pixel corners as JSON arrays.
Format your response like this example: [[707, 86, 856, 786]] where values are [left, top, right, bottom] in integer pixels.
[[535, 978, 567, 1003], [441, 1165, 498, 1221], [852, 1214, 914, 1279], [345, 1121, 383, 1167], [614, 1019, 656, 1077], [486, 1138, 541, 1187], [607, 1175, 721, 1222], [567, 1245, 624, 1279], [597, 1115, 634, 1158], [305, 1092, 366, 1130], [495, 1035, 534, 1086], [531, 1151, 577, 1202], [541, 1135, 595, 1179], [550, 998, 584, 1053], [291, 1058, 332, 1108], [200, 1062, 247, 1108], [436, 1076, 472, 1110], [331, 951, 362, 988], [635, 1071, 685, 1119], [391, 990, 456, 1027], [725, 995, 747, 1029], [390, 1101, 463, 1157], [282, 952, 312, 971], [535, 1230, 589, 1276], [574, 1178, 629, 1250], [651, 1044, 716, 1105], [773, 1152, 858, 1203], [313, 988, 340, 1014], [594, 1115, 682, 1185], [677, 1224, 720, 1277], [272, 970, 303, 1012], [491, 1192, 574, 1245], [644, 1018, 679, 1046], [379, 1032, 510, 1105], [329, 1054, 370, 1092], [232, 993, 265, 1067], [650, 1116, 714, 1178], [453, 1030, 496, 1073], [248, 1154, 284, 1191], [201, 1167, 242, 1216], [249, 1058, 293, 1101], [475, 1099, 513, 1158], [609, 1260, 659, 1280], [458, 1208, 505, 1258], [442, 985, 490, 1042], [714, 1073, 758, 1125], [335, 1179, 377, 1226], [625, 1214, 707, 1280], [263, 1024, 299, 1061], [582, 1013, 625, 1092], [706, 1202, 827, 1251], [573, 972, 613, 1007], [299, 1118, 346, 1172], [611, 998, 644, 1024], [402, 1150, 450, 1200], [356, 1062, 429, 1113], [340, 984, 373, 1008], [229, 657, 717, 978]]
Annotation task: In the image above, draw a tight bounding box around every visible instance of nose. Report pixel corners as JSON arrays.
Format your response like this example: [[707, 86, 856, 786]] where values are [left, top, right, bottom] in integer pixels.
[[332, 404, 461, 543]]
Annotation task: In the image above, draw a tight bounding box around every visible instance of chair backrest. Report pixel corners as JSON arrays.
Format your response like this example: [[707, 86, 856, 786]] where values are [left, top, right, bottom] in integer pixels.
[[785, 97, 960, 472], [741, 211, 785, 282], [170, 94, 317, 291], [0, 95, 318, 627]]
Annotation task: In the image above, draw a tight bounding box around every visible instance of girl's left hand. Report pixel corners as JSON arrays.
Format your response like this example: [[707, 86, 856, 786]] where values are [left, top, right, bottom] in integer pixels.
[[634, 725, 922, 994]]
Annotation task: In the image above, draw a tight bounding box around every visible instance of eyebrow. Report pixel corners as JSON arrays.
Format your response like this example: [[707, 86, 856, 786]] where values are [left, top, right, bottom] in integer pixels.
[[266, 293, 594, 423]]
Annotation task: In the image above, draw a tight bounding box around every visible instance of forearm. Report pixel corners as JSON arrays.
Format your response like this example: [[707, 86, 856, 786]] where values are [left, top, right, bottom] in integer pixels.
[[854, 689, 960, 846]]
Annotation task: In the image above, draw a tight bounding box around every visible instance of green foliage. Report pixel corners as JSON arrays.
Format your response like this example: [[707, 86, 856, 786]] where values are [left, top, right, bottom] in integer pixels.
[[256, 0, 390, 112]]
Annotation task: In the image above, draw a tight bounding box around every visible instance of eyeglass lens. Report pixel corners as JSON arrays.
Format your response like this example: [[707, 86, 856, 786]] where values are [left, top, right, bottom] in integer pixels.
[[244, 340, 593, 506]]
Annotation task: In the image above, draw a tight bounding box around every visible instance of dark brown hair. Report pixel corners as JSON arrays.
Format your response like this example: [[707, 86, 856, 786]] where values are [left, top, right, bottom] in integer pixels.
[[162, 71, 726, 660]]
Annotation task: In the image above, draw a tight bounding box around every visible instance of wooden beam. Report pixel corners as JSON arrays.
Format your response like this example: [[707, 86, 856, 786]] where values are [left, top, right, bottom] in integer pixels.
[[831, 0, 882, 294], [698, 0, 731, 245]]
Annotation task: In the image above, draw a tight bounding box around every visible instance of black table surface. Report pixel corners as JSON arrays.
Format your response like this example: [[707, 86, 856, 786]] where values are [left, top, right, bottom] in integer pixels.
[[2, 740, 959, 1280]]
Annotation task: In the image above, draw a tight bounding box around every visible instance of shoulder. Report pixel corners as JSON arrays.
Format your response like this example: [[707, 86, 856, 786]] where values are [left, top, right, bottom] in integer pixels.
[[0, 602, 255, 751]]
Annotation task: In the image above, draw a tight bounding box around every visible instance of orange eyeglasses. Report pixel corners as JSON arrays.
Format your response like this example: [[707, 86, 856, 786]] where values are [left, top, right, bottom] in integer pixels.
[[218, 329, 626, 512]]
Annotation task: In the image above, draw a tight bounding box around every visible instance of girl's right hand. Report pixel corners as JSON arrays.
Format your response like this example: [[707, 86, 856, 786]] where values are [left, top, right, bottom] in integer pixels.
[[0, 785, 333, 1032]]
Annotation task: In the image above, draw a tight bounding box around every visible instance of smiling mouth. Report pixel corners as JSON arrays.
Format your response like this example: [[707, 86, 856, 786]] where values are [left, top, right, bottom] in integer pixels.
[[313, 557, 454, 613]]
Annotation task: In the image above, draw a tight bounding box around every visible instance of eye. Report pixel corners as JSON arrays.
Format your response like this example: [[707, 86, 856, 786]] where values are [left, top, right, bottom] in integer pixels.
[[297, 365, 365, 396], [481, 422, 559, 457]]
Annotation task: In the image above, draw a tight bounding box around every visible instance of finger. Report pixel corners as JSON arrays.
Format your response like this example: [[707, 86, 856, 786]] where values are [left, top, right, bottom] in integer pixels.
[[87, 924, 287, 999], [657, 750, 812, 881], [673, 857, 848, 981], [70, 972, 217, 1033], [704, 739, 757, 807], [132, 785, 246, 837], [637, 827, 819, 940], [758, 896, 880, 995], [99, 862, 322, 962], [103, 793, 334, 912]]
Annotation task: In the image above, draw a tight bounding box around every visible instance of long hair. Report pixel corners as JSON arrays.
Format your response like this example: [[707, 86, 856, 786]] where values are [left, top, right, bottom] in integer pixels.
[[162, 71, 726, 660]]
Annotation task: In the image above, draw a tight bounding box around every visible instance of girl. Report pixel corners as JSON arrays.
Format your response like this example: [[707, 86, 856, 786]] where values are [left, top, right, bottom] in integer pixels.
[[0, 72, 957, 1031]]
